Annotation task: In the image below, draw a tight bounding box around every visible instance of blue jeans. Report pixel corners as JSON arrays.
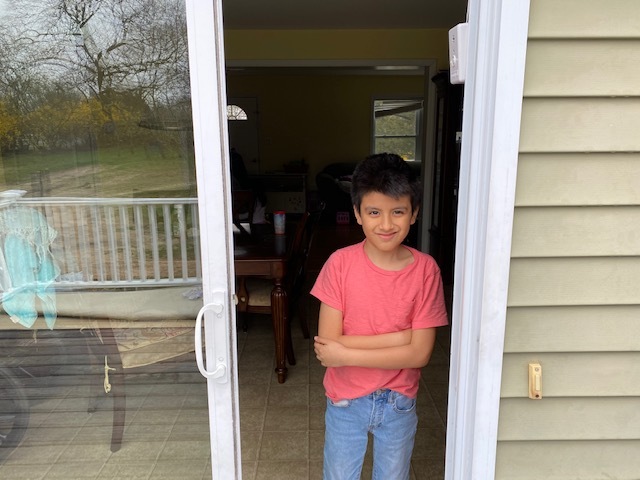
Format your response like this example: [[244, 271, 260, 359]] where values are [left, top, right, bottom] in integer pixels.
[[323, 389, 418, 480]]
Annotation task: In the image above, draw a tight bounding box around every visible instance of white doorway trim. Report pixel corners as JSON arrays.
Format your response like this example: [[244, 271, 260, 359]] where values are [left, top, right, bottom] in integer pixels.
[[186, 0, 241, 478], [445, 1, 530, 479]]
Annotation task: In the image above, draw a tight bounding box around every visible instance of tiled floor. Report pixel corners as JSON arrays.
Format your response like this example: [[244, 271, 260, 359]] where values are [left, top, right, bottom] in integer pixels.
[[0, 223, 450, 479], [237, 304, 450, 480]]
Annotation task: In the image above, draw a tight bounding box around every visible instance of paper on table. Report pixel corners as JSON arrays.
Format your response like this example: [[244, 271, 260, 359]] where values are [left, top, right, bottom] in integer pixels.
[[232, 222, 251, 235]]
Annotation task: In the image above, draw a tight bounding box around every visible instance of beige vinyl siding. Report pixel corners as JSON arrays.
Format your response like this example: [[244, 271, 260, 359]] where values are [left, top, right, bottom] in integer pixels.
[[515, 154, 640, 206], [528, 0, 640, 38], [504, 306, 640, 352], [502, 353, 640, 397], [525, 40, 640, 97], [496, 1, 640, 478], [520, 98, 640, 152], [496, 441, 640, 480], [512, 206, 640, 256], [524, 39, 640, 97], [508, 257, 640, 306], [499, 397, 640, 439]]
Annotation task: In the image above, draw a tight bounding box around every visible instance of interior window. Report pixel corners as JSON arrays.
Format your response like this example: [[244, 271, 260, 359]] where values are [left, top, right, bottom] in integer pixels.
[[373, 99, 423, 161], [227, 104, 247, 120]]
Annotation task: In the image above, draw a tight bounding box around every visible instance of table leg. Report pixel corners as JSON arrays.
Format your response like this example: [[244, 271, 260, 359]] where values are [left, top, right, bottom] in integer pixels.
[[271, 278, 288, 383]]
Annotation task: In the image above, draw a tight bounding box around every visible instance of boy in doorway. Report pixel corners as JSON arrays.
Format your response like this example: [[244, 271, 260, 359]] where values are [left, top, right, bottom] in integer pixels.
[[311, 153, 449, 480]]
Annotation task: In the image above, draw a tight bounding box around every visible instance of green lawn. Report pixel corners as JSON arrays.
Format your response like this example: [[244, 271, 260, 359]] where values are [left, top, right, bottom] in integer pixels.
[[0, 145, 197, 198]]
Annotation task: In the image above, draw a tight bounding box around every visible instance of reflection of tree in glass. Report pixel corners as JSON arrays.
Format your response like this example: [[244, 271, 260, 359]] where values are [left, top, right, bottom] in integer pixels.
[[0, 0, 190, 154]]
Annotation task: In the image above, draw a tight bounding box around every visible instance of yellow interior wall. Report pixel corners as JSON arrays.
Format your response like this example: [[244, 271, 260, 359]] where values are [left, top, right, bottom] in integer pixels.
[[224, 28, 446, 191], [224, 29, 449, 68], [226, 73, 425, 184]]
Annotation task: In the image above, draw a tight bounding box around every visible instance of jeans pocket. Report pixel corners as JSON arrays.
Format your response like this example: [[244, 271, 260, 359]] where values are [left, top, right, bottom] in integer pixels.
[[327, 398, 351, 408], [392, 393, 416, 414]]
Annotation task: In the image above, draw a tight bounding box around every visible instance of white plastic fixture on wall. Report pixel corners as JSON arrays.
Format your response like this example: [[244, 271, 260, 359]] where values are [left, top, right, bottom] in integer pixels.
[[449, 23, 469, 84]]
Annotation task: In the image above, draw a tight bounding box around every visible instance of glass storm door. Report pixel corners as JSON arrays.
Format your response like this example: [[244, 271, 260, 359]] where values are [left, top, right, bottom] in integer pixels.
[[0, 0, 239, 478]]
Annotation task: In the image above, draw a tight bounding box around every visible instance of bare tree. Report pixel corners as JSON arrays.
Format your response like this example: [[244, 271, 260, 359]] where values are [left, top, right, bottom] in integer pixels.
[[0, 0, 190, 150]]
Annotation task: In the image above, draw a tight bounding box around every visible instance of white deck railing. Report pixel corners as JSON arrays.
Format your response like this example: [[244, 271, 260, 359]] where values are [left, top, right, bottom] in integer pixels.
[[1, 191, 201, 289]]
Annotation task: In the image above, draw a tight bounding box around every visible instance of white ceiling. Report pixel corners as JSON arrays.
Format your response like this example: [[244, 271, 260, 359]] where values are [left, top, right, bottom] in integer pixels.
[[222, 0, 468, 30]]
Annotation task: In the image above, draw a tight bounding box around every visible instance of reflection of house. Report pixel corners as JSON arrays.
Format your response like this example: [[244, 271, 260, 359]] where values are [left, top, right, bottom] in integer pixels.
[[226, 2, 640, 478]]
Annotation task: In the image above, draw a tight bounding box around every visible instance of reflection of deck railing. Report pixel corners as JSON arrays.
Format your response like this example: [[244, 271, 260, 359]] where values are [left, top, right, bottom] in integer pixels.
[[4, 193, 201, 288]]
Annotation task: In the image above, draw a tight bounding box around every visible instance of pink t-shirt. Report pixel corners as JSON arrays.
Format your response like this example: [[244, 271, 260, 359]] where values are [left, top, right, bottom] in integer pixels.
[[311, 241, 449, 401]]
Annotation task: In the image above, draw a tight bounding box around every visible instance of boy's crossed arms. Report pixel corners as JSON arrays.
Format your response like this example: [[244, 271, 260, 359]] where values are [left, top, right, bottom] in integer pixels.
[[313, 302, 437, 370]]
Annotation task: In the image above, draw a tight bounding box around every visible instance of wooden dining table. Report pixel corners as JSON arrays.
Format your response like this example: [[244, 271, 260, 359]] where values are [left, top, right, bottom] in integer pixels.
[[233, 222, 297, 383]]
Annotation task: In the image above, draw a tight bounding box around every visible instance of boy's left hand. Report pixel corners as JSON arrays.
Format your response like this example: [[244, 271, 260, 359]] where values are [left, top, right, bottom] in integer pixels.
[[314, 336, 347, 367]]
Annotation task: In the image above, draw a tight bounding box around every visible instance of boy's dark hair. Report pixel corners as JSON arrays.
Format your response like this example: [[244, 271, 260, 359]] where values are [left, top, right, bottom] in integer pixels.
[[350, 153, 421, 212]]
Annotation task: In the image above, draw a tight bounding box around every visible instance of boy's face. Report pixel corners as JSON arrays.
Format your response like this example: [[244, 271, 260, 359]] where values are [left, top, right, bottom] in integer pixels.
[[353, 191, 418, 255]]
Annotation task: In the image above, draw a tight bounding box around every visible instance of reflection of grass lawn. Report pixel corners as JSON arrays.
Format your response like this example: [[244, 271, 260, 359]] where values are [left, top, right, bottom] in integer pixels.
[[1, 146, 197, 198]]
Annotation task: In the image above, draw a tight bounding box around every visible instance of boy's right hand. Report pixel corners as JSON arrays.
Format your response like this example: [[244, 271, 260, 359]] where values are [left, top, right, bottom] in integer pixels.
[[314, 336, 349, 367]]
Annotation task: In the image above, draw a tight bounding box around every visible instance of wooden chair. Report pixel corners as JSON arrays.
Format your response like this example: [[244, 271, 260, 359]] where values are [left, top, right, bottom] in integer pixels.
[[235, 212, 310, 365], [237, 203, 325, 338], [231, 190, 256, 234], [288, 202, 325, 339]]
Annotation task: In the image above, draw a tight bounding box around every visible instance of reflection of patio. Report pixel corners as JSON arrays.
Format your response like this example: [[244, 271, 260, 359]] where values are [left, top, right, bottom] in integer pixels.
[[9, 194, 201, 288], [0, 193, 208, 458], [0, 350, 213, 479]]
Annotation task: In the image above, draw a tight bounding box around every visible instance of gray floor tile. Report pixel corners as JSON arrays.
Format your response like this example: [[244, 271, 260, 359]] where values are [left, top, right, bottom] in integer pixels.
[[46, 462, 104, 479], [239, 407, 267, 432], [239, 383, 270, 409], [264, 406, 309, 431], [267, 384, 309, 408], [254, 460, 309, 480], [97, 463, 153, 479], [108, 440, 165, 462], [241, 461, 257, 480], [150, 459, 209, 479], [258, 431, 308, 461], [241, 432, 262, 462], [0, 464, 50, 480]]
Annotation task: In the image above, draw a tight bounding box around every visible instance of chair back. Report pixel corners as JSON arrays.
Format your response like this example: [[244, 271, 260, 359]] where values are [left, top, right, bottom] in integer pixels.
[[286, 212, 310, 285], [235, 204, 325, 341], [290, 202, 325, 296], [231, 190, 256, 224]]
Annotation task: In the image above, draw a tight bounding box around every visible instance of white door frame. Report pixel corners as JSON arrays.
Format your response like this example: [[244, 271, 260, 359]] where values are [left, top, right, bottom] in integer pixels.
[[186, 0, 241, 478], [190, 0, 533, 476], [445, 1, 530, 479], [445, 0, 529, 480]]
